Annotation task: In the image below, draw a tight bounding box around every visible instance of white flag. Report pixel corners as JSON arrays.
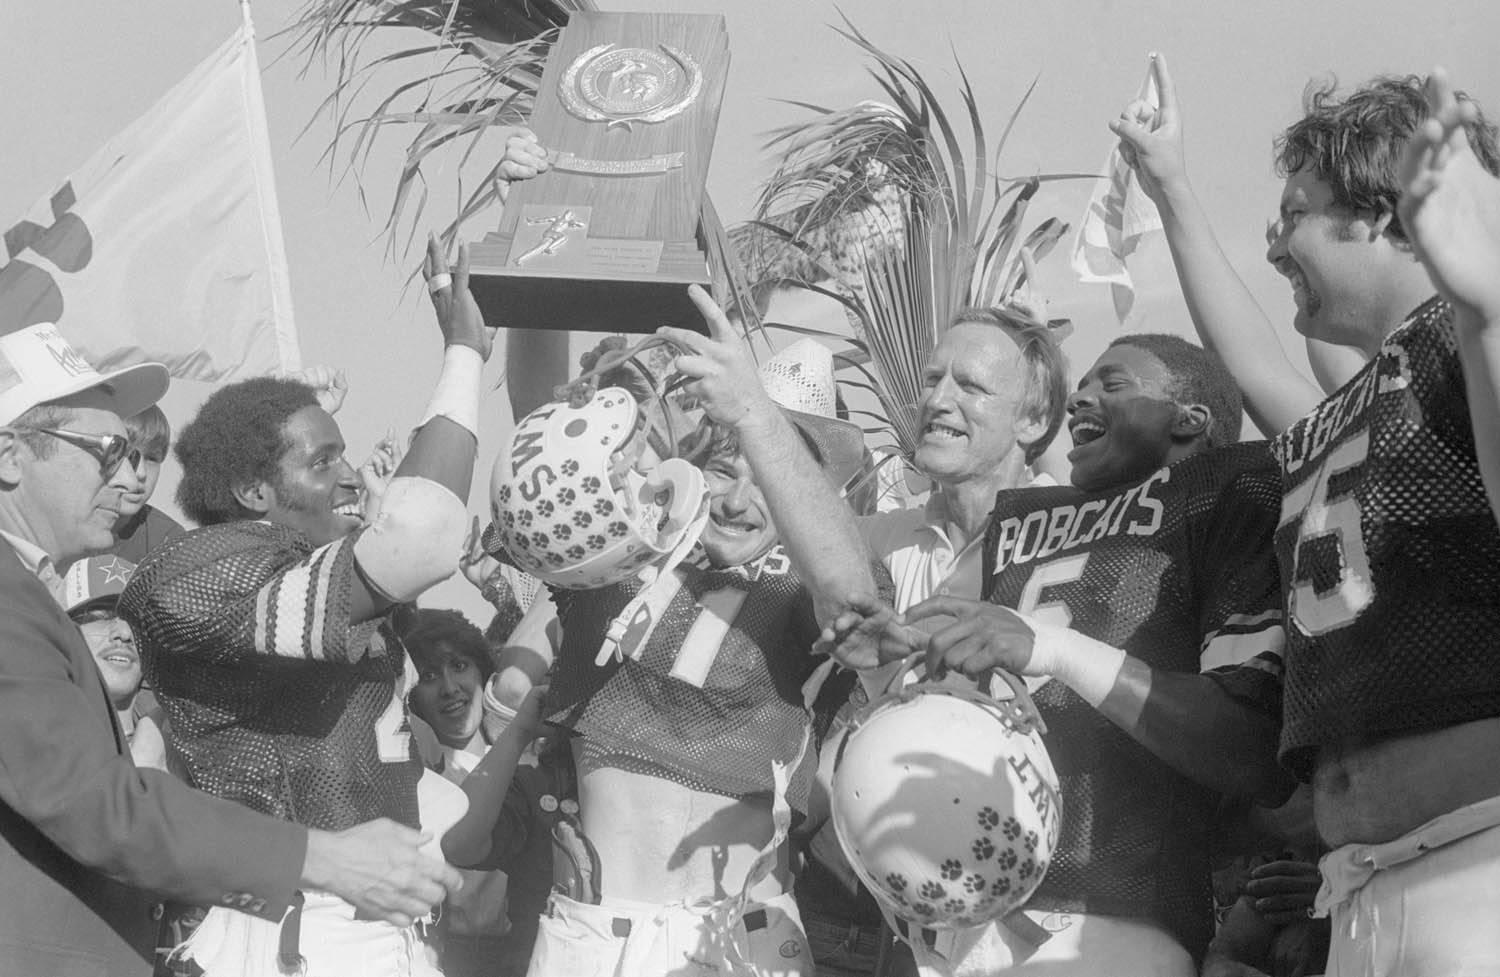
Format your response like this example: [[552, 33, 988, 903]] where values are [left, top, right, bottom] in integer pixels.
[[1071, 65, 1164, 323], [0, 17, 300, 380]]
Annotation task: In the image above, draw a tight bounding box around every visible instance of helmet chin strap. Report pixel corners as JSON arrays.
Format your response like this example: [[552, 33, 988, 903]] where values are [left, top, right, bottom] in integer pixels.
[[594, 493, 712, 667]]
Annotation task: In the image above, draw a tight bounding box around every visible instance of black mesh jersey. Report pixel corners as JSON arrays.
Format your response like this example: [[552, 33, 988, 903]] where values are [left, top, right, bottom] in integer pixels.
[[1273, 299, 1500, 779], [118, 521, 422, 832], [547, 545, 823, 809], [981, 441, 1285, 961]]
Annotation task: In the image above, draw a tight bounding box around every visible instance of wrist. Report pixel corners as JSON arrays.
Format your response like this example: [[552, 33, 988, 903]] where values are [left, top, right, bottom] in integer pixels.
[[419, 344, 482, 438], [298, 828, 334, 890], [731, 396, 781, 438], [1028, 620, 1127, 708], [446, 338, 487, 357], [480, 568, 513, 608], [1155, 177, 1198, 214]]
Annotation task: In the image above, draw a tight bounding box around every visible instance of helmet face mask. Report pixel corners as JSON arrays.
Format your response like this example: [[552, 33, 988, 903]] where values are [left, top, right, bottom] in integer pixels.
[[490, 386, 710, 590], [829, 684, 1062, 931]]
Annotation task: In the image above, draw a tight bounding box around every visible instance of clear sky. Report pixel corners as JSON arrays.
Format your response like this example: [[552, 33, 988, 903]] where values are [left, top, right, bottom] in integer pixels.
[[3, 0, 1497, 622]]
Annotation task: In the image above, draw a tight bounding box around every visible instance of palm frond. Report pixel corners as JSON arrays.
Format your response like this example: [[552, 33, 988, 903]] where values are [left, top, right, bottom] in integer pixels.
[[746, 19, 1092, 457]]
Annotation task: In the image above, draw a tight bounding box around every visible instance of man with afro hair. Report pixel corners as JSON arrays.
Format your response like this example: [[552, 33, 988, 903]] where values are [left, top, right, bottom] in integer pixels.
[[119, 238, 493, 977]]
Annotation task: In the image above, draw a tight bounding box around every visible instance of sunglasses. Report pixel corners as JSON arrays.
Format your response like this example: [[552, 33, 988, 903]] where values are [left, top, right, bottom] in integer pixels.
[[31, 427, 145, 479]]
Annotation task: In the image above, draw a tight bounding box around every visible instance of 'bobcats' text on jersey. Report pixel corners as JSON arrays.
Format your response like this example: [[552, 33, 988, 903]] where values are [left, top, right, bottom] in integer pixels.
[[982, 441, 1285, 962], [1273, 298, 1500, 779], [119, 521, 422, 832], [546, 545, 823, 809]]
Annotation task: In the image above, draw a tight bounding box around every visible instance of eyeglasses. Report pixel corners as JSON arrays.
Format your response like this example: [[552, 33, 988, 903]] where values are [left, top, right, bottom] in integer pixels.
[[30, 427, 144, 479]]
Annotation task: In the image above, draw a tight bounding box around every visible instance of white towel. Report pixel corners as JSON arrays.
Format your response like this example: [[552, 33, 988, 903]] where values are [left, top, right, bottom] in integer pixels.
[[1071, 64, 1164, 322]]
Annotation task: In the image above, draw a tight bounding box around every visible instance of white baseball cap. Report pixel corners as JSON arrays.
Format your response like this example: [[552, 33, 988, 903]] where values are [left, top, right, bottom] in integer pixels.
[[0, 324, 169, 426]]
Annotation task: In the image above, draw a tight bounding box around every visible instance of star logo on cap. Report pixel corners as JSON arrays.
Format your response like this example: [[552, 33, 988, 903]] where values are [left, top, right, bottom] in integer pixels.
[[97, 556, 134, 586]]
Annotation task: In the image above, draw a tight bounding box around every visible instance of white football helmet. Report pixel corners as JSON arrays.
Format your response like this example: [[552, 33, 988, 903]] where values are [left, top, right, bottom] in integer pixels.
[[490, 385, 708, 592], [829, 674, 1062, 931]]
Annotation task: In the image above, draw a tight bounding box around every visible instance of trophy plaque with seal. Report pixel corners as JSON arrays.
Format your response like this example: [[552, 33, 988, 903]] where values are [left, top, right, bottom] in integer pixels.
[[467, 11, 729, 334]]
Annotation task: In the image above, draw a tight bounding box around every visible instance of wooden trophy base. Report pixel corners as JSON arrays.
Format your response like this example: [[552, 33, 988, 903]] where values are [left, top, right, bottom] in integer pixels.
[[468, 204, 710, 334]]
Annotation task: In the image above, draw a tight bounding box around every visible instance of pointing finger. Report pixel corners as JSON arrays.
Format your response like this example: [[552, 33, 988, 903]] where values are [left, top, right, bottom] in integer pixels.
[[1150, 52, 1179, 122], [687, 284, 736, 344]]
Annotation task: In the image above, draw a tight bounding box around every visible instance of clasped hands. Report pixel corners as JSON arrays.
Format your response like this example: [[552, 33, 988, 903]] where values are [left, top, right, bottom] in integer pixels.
[[816, 592, 1042, 678]]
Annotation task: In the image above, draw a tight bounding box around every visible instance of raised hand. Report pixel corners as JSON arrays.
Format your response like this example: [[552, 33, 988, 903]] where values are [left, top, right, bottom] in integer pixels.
[[459, 515, 494, 587], [1002, 247, 1050, 326], [424, 235, 495, 360], [300, 818, 462, 927], [359, 430, 404, 522], [656, 285, 775, 432], [1397, 69, 1500, 324], [1108, 53, 1187, 205], [497, 127, 550, 202], [290, 364, 349, 415]]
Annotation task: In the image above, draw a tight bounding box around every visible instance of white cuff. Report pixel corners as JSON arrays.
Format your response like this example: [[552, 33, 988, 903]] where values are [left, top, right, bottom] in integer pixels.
[[419, 344, 483, 438], [1028, 619, 1127, 708]]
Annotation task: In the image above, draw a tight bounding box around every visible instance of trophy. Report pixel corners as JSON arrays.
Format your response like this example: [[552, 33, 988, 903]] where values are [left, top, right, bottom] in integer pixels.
[[467, 12, 730, 334]]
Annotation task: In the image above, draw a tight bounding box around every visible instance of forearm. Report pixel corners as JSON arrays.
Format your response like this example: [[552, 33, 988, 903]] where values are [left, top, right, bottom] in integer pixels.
[[735, 407, 874, 621], [505, 328, 571, 420], [443, 728, 533, 866], [1456, 311, 1500, 526], [1156, 182, 1321, 435], [1034, 623, 1285, 798]]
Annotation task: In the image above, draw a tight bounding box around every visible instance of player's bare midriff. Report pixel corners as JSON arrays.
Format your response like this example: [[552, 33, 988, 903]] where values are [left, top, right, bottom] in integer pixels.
[[1313, 715, 1500, 847], [575, 749, 792, 905]]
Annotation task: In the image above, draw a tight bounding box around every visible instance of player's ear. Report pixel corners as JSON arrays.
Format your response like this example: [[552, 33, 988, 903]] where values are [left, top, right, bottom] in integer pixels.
[[0, 428, 26, 489], [1172, 402, 1212, 442], [1372, 208, 1420, 254], [233, 478, 275, 516]]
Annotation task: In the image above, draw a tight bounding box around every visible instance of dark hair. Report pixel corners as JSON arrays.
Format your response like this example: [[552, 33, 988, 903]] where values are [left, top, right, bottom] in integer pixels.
[[125, 405, 171, 460], [402, 608, 493, 681], [1275, 74, 1500, 240], [1109, 334, 1243, 448], [693, 418, 823, 473], [9, 404, 76, 460], [951, 308, 1069, 465], [174, 377, 318, 526]]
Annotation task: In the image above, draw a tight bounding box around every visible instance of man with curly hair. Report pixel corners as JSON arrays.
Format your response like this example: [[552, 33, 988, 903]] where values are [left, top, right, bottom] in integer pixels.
[[1116, 60, 1500, 975], [119, 239, 494, 977]]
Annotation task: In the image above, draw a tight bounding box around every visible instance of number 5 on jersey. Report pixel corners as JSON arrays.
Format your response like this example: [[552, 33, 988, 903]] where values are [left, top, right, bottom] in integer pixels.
[[1279, 430, 1373, 636]]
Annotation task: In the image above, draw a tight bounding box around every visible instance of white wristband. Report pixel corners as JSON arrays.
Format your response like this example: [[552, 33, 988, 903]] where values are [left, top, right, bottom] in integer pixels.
[[419, 344, 482, 438], [1028, 619, 1128, 708]]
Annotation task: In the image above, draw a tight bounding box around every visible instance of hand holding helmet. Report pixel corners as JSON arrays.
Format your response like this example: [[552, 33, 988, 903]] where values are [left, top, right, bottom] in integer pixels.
[[902, 596, 1044, 680], [827, 663, 1062, 932]]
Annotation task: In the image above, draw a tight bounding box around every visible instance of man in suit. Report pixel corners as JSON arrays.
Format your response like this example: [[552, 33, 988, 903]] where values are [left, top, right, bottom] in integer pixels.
[[0, 322, 460, 977]]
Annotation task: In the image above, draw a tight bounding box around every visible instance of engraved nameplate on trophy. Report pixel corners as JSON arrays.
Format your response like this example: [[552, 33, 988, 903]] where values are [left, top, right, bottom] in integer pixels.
[[467, 12, 729, 334]]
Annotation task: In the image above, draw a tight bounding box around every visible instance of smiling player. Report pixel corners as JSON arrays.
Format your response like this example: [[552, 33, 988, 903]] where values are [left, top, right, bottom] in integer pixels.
[[119, 238, 492, 976], [488, 311, 878, 977]]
